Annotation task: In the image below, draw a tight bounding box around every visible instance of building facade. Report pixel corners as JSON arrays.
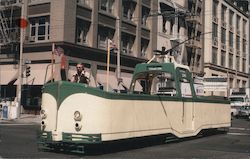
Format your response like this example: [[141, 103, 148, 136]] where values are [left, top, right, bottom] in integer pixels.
[[0, 0, 159, 96], [1, 0, 248, 100], [157, 0, 203, 75], [203, 0, 249, 96], [0, 0, 204, 97]]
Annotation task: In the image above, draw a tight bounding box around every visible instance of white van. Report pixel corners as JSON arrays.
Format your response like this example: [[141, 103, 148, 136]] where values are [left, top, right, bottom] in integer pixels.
[[229, 93, 249, 118]]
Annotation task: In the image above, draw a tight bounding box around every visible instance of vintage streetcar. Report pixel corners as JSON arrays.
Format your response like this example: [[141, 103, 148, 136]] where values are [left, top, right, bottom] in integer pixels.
[[38, 54, 231, 153]]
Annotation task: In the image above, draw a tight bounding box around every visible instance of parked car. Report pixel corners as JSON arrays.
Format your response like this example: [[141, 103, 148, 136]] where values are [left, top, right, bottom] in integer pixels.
[[238, 106, 250, 119], [231, 106, 241, 118]]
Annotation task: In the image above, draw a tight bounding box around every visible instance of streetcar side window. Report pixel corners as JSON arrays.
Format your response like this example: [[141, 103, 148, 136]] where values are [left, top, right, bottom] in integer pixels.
[[132, 74, 152, 94], [178, 68, 193, 98]]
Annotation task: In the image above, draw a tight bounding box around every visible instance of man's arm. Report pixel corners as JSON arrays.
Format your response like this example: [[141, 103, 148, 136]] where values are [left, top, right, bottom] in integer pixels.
[[71, 75, 76, 82], [84, 71, 90, 84]]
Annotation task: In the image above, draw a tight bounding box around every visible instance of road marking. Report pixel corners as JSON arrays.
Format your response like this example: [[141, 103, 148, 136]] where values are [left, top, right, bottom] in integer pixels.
[[230, 127, 250, 131], [227, 132, 250, 136]]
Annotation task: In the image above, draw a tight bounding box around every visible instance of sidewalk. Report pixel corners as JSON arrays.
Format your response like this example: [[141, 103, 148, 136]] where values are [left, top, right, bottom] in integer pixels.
[[0, 114, 41, 125]]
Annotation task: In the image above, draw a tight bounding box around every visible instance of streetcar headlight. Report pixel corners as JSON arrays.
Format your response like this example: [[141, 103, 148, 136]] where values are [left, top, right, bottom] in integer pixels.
[[40, 109, 47, 119], [41, 120, 46, 129], [74, 111, 82, 121], [75, 122, 82, 131]]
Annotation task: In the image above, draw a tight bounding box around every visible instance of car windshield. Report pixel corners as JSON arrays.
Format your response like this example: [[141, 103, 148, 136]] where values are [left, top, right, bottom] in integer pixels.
[[241, 106, 250, 110]]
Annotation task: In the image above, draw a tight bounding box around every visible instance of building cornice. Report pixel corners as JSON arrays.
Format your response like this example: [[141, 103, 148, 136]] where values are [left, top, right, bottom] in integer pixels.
[[23, 41, 147, 69], [204, 63, 249, 78], [224, 0, 249, 17]]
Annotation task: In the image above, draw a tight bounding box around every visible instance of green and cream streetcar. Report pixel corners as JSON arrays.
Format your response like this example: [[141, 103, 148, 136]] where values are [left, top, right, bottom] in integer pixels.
[[38, 54, 231, 153]]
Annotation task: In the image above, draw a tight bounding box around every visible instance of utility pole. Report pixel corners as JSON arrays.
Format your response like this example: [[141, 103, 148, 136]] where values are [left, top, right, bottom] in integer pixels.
[[0, 45, 1, 98], [16, 0, 25, 117]]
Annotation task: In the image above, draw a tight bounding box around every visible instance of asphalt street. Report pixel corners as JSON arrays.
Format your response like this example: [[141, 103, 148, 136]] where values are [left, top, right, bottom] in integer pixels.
[[0, 118, 249, 158]]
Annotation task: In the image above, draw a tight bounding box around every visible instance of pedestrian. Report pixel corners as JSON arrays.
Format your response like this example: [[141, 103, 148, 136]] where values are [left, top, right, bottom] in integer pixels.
[[71, 63, 90, 84]]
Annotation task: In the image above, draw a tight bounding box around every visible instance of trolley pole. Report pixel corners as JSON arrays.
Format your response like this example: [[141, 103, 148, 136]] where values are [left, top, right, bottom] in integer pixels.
[[106, 39, 111, 92], [117, 17, 121, 93]]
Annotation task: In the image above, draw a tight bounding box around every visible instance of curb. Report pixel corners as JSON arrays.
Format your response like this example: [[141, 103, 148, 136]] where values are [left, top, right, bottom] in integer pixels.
[[0, 114, 41, 125]]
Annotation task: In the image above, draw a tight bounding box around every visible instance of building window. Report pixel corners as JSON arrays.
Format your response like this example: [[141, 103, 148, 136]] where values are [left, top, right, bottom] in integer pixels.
[[229, 32, 233, 47], [169, 18, 174, 34], [196, 52, 201, 67], [243, 39, 246, 53], [229, 54, 233, 69], [243, 19, 247, 36], [29, 0, 48, 3], [236, 56, 240, 71], [196, 5, 201, 16], [212, 0, 218, 17], [141, 6, 150, 26], [242, 80, 246, 88], [229, 10, 234, 26], [221, 28, 226, 44], [188, 1, 192, 12], [187, 25, 193, 37], [221, 5, 226, 22], [212, 47, 217, 65], [221, 51, 226, 67], [236, 36, 240, 51], [122, 0, 136, 20], [121, 33, 135, 54], [242, 58, 246, 73], [230, 78, 233, 88], [141, 39, 149, 57], [99, 0, 114, 13], [29, 16, 50, 42], [76, 18, 90, 45], [196, 31, 201, 41], [236, 79, 240, 88], [212, 23, 218, 40], [236, 15, 240, 30], [77, 0, 90, 6], [97, 26, 114, 49]]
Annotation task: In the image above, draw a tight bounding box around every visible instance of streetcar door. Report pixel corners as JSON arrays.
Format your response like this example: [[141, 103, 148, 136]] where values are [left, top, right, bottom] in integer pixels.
[[178, 68, 194, 131]]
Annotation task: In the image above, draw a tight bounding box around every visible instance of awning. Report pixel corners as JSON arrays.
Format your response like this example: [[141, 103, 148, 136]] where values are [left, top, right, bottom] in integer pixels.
[[0, 65, 18, 85], [0, 64, 52, 85]]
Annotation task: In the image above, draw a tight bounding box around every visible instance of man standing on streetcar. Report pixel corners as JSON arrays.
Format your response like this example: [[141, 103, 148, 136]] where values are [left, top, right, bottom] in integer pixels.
[[71, 63, 90, 84]]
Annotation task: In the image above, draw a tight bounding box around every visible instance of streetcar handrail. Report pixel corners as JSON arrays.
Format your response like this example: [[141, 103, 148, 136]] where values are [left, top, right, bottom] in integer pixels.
[[44, 62, 61, 84]]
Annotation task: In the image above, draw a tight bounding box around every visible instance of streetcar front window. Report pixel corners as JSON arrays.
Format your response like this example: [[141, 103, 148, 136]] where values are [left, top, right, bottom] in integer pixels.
[[131, 71, 176, 96]]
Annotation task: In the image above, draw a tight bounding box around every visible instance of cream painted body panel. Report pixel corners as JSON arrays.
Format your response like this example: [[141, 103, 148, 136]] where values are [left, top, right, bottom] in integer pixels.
[[46, 93, 231, 141], [193, 102, 231, 129], [41, 93, 57, 131]]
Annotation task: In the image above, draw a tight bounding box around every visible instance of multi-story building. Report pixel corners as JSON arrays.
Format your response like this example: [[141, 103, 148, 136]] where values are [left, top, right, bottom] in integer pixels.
[[203, 0, 249, 96], [0, 0, 204, 98], [157, 0, 203, 75], [0, 0, 159, 100]]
